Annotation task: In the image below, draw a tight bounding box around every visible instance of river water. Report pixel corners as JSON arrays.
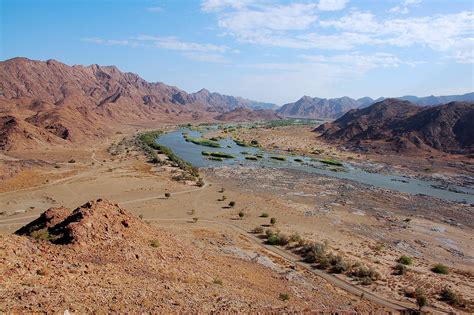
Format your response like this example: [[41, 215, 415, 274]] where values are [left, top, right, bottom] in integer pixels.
[[157, 128, 474, 204]]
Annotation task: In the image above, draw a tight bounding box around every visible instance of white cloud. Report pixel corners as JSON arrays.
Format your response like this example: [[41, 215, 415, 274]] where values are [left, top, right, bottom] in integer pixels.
[[201, 0, 254, 12], [82, 35, 231, 63], [318, 0, 349, 11], [389, 0, 422, 14]]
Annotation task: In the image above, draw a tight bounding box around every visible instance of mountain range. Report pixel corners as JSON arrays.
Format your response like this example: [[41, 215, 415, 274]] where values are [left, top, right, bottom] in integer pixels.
[[315, 99, 474, 154], [0, 58, 278, 150], [277, 93, 474, 119]]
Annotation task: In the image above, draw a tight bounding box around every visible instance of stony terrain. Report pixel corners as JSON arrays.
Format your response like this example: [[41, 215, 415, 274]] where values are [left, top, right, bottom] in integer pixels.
[[0, 199, 379, 313], [316, 99, 474, 154]]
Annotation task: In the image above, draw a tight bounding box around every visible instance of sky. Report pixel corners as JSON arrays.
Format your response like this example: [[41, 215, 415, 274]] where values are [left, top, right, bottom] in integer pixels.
[[1, 0, 473, 104]]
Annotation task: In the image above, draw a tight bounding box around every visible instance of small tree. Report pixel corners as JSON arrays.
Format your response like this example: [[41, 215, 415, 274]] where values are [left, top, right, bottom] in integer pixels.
[[229, 201, 236, 208], [238, 211, 244, 219], [270, 217, 277, 225], [164, 192, 171, 199], [415, 288, 427, 311]]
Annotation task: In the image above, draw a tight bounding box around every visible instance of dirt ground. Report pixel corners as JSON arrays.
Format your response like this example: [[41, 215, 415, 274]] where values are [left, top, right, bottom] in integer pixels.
[[1, 124, 473, 313]]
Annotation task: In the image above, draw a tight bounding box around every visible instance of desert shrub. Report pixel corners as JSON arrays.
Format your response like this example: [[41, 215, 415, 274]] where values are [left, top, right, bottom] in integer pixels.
[[213, 278, 223, 285], [150, 240, 160, 247], [270, 217, 277, 225], [331, 261, 349, 274], [138, 214, 144, 220], [252, 226, 264, 234], [219, 187, 225, 193], [359, 276, 373, 285], [398, 255, 413, 265], [303, 242, 327, 263], [238, 211, 244, 219], [265, 229, 274, 238], [229, 201, 236, 208], [350, 265, 380, 282], [68, 159, 76, 163], [440, 287, 460, 306], [36, 267, 49, 276], [164, 192, 171, 198], [289, 233, 301, 243], [415, 288, 428, 310], [192, 217, 199, 223], [196, 178, 205, 187], [30, 229, 52, 241], [267, 233, 279, 245], [315, 256, 331, 269], [279, 293, 289, 301], [266, 232, 289, 246], [259, 213, 268, 218], [394, 263, 407, 275], [432, 263, 449, 274]]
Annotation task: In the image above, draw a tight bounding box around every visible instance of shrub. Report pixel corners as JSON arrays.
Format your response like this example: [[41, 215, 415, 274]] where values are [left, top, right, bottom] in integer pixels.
[[331, 261, 349, 274], [238, 211, 244, 219], [164, 192, 171, 198], [398, 255, 413, 265], [68, 159, 76, 163], [150, 240, 160, 247], [289, 233, 301, 243], [415, 288, 428, 310], [440, 287, 460, 306], [30, 229, 52, 241], [213, 278, 223, 285], [279, 293, 289, 301], [192, 217, 199, 223], [359, 276, 373, 285], [138, 214, 144, 220], [350, 265, 380, 281], [229, 201, 236, 208], [252, 226, 264, 234], [265, 229, 274, 238], [270, 217, 277, 225], [432, 263, 449, 274], [270, 156, 287, 161], [196, 177, 205, 187], [303, 242, 327, 263], [219, 188, 225, 193], [315, 256, 331, 269], [267, 233, 279, 245], [394, 263, 407, 275], [260, 212, 269, 218]]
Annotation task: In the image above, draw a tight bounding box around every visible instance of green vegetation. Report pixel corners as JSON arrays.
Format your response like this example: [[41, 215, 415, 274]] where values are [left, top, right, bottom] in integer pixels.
[[267, 232, 289, 246], [240, 151, 250, 155], [319, 158, 343, 166], [270, 156, 287, 161], [394, 263, 407, 275], [183, 134, 221, 147], [440, 287, 460, 306], [415, 288, 428, 310], [397, 255, 413, 265], [294, 158, 304, 163], [279, 293, 290, 301], [432, 263, 449, 274], [138, 131, 199, 179], [192, 217, 199, 223], [201, 151, 235, 159], [30, 229, 53, 241], [260, 212, 269, 218], [209, 157, 224, 161], [213, 278, 223, 285], [245, 156, 258, 161], [270, 217, 277, 225], [229, 201, 236, 208], [150, 240, 160, 247], [164, 192, 171, 199], [234, 139, 250, 147]]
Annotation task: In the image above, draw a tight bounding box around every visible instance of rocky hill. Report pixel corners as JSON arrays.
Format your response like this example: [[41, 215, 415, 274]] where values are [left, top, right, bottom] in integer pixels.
[[0, 199, 376, 312], [0, 57, 277, 150], [315, 99, 474, 154], [277, 96, 359, 119], [215, 107, 282, 122], [278, 93, 474, 119]]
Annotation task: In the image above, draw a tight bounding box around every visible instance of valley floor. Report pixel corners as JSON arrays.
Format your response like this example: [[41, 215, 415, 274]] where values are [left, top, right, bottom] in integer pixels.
[[0, 124, 472, 313]]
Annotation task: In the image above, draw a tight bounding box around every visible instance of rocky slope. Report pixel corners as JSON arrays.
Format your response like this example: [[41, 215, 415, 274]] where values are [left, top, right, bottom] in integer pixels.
[[215, 107, 282, 122], [0, 57, 277, 150], [278, 93, 474, 119], [315, 99, 474, 154], [0, 199, 376, 312], [277, 96, 359, 119]]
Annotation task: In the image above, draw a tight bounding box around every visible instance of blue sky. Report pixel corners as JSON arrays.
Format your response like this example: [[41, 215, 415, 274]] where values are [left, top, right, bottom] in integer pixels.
[[1, 0, 473, 104]]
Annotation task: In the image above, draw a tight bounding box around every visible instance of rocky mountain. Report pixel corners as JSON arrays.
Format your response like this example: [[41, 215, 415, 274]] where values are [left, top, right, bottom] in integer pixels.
[[315, 99, 474, 154], [1, 199, 372, 312], [278, 93, 474, 119], [0, 57, 278, 150], [277, 96, 359, 119], [215, 107, 282, 122]]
